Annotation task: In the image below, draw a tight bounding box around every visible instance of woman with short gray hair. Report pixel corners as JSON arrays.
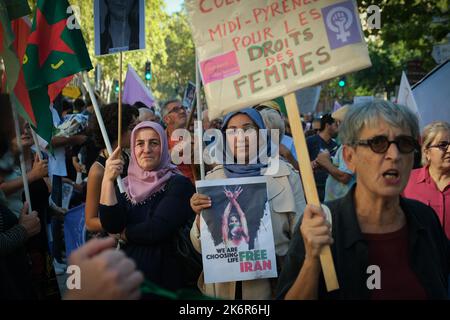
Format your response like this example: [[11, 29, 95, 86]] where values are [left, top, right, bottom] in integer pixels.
[[277, 100, 449, 300]]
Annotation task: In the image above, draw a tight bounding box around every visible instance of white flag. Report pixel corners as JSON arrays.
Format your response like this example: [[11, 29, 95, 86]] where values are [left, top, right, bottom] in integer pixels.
[[397, 71, 421, 122]]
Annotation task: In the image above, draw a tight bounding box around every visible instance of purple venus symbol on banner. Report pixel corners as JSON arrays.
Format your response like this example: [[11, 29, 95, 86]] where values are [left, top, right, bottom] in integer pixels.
[[322, 0, 362, 50]]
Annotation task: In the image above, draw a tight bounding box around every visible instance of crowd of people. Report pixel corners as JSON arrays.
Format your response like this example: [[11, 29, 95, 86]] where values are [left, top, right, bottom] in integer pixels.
[[0, 91, 449, 300]]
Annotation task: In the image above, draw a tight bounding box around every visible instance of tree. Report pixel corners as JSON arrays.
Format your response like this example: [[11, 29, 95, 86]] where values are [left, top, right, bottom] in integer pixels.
[[155, 10, 195, 101], [352, 0, 449, 96]]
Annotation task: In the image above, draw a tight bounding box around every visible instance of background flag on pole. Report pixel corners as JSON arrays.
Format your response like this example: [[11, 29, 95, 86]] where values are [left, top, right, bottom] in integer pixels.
[[123, 64, 155, 108], [0, 1, 36, 125], [397, 71, 421, 122], [0, 0, 29, 87], [23, 0, 93, 143]]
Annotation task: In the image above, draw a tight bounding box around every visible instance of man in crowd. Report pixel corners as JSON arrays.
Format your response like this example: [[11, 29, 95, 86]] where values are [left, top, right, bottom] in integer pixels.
[[161, 99, 195, 183], [306, 113, 339, 201], [314, 106, 355, 201]]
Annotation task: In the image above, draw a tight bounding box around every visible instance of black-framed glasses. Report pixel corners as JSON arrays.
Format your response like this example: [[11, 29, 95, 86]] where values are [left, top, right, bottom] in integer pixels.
[[355, 135, 418, 154], [168, 105, 186, 114], [428, 141, 450, 152]]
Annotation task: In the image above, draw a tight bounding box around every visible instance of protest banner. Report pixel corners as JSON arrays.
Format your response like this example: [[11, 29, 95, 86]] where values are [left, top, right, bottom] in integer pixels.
[[295, 85, 322, 114], [94, 0, 145, 56], [182, 81, 197, 109], [196, 177, 277, 284], [186, 0, 371, 120]]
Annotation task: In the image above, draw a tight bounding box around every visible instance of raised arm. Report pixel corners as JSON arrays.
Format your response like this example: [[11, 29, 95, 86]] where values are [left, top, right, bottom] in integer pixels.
[[230, 198, 249, 242], [85, 163, 104, 232], [221, 201, 232, 244], [99, 147, 123, 206], [279, 205, 333, 300]]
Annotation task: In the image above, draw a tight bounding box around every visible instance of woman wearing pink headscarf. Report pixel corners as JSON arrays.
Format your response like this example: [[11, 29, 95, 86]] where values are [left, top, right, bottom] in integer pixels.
[[99, 121, 195, 293]]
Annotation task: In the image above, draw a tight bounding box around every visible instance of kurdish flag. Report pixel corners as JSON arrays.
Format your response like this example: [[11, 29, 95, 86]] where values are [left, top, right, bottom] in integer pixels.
[[0, 0, 36, 125], [23, 0, 92, 143]]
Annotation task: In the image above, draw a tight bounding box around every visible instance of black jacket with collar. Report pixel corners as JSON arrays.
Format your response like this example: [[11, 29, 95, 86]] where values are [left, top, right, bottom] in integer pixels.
[[276, 186, 450, 300]]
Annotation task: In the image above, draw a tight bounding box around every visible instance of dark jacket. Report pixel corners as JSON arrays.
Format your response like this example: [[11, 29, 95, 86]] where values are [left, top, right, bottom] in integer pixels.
[[99, 174, 195, 293], [0, 203, 34, 299], [276, 186, 450, 299]]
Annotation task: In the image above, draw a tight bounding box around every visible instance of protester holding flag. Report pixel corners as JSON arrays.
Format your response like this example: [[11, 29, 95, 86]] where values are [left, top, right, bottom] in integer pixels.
[[0, 95, 40, 299], [0, 121, 48, 217], [85, 103, 138, 236], [404, 121, 450, 240], [98, 121, 196, 295], [277, 100, 450, 300], [190, 108, 306, 299]]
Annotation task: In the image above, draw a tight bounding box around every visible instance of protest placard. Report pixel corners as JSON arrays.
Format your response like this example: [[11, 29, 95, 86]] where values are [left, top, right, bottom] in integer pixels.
[[196, 177, 277, 284], [94, 0, 145, 56], [182, 81, 197, 109], [186, 0, 371, 119]]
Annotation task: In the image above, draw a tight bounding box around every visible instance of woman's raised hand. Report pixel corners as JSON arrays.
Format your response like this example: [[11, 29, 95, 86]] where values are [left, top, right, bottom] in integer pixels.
[[300, 204, 333, 261], [190, 193, 211, 215], [104, 147, 124, 182]]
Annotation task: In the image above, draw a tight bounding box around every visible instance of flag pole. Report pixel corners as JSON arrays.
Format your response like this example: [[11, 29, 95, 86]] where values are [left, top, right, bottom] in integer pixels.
[[195, 53, 205, 180], [118, 51, 123, 149], [11, 103, 32, 213], [30, 128, 43, 161], [82, 71, 125, 193]]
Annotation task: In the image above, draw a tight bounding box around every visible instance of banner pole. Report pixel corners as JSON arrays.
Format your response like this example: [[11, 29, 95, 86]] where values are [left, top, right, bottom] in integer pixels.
[[284, 92, 339, 292], [195, 53, 205, 180], [11, 103, 32, 213], [118, 51, 123, 149], [30, 128, 43, 161], [82, 71, 125, 193]]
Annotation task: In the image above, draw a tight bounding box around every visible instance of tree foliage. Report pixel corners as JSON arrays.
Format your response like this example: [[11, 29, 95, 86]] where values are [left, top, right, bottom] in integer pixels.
[[352, 0, 449, 96]]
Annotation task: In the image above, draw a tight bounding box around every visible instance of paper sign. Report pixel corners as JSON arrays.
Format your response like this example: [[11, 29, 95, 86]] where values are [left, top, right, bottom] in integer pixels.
[[186, 0, 371, 119], [196, 177, 277, 284]]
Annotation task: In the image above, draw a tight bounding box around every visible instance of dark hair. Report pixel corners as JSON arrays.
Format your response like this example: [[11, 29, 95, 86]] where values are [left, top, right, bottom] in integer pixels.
[[320, 113, 335, 131], [62, 98, 73, 112], [133, 101, 149, 109], [88, 103, 139, 149], [73, 98, 86, 112], [85, 91, 102, 107], [0, 95, 14, 158]]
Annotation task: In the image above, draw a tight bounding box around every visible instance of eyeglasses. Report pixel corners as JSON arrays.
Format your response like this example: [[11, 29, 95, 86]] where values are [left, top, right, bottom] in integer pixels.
[[168, 105, 186, 114], [226, 125, 258, 136], [428, 141, 450, 152], [355, 135, 418, 154]]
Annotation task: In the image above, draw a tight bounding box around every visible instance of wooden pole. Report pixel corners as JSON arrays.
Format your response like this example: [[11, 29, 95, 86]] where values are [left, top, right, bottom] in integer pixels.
[[117, 51, 123, 149], [195, 54, 205, 180], [284, 92, 339, 292], [185, 107, 198, 181]]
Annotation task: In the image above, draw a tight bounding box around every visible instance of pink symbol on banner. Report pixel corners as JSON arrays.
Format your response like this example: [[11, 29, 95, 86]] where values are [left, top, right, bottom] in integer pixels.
[[200, 51, 240, 85]]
